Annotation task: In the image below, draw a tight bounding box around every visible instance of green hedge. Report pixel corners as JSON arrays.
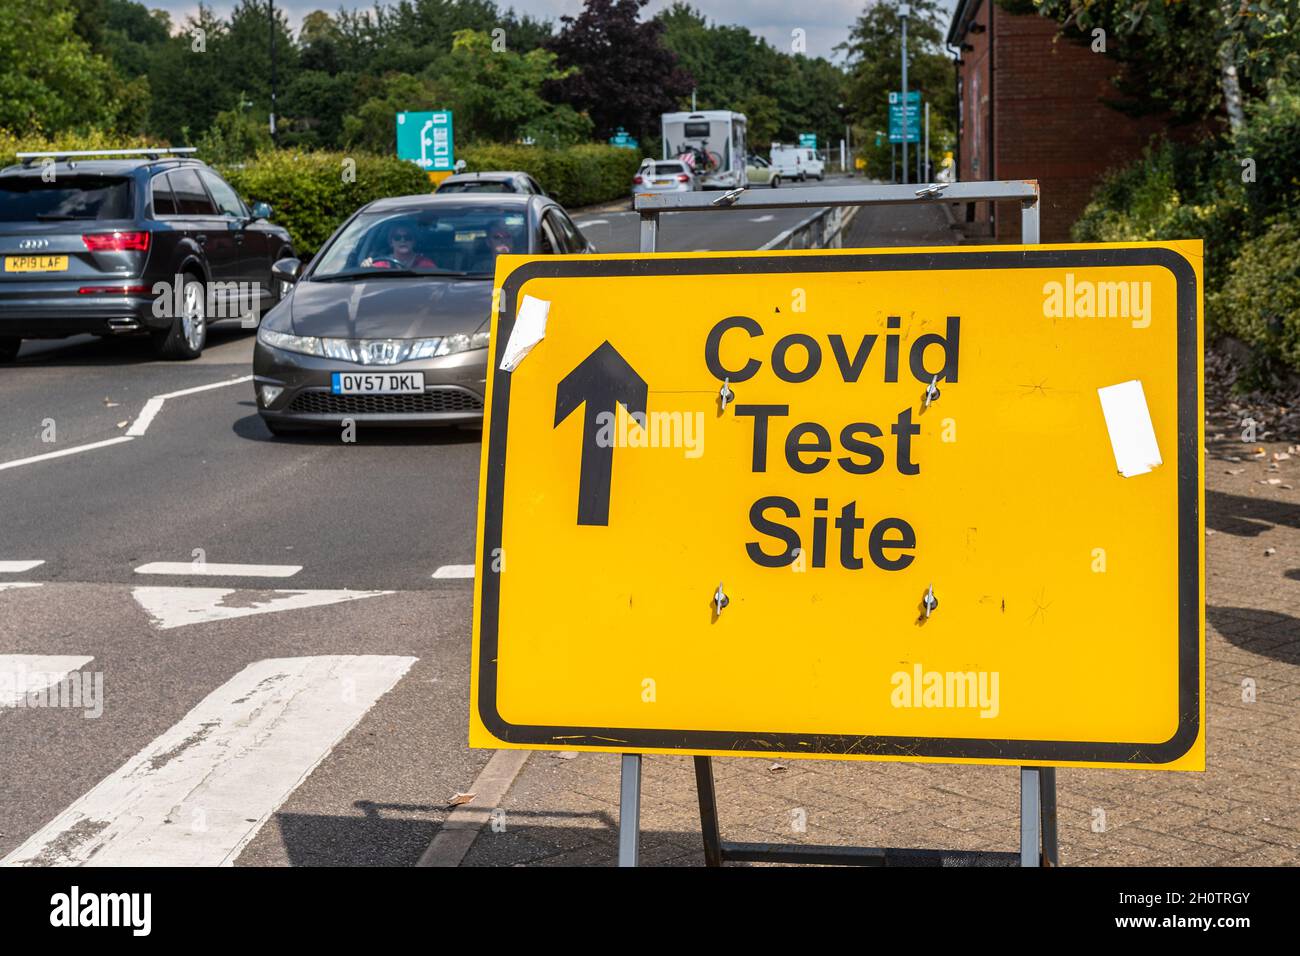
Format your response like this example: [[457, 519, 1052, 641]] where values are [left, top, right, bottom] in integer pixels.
[[1209, 214, 1300, 379], [457, 143, 641, 208], [219, 151, 432, 257], [0, 129, 156, 166]]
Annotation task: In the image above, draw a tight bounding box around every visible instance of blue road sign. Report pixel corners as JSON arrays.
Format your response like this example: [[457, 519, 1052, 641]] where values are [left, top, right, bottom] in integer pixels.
[[888, 91, 921, 144], [798, 132, 817, 148], [396, 111, 454, 171]]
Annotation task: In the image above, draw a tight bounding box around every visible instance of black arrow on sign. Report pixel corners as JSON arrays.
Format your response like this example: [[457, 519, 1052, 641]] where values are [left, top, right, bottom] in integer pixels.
[[554, 341, 648, 527]]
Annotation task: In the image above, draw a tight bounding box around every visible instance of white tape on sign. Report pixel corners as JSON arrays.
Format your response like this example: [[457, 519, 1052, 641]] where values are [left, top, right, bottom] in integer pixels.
[[499, 295, 549, 372], [1098, 380, 1163, 477]]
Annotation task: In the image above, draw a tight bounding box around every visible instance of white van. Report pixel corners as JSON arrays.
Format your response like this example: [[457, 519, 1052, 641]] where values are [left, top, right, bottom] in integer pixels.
[[770, 144, 825, 182]]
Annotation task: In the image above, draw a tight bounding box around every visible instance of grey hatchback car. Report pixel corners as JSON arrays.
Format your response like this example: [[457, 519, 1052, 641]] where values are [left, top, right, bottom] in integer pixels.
[[253, 192, 594, 433]]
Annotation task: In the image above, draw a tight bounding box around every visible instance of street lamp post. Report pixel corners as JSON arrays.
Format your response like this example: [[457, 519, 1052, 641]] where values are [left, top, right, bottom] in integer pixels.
[[900, 3, 909, 185], [269, 0, 278, 142]]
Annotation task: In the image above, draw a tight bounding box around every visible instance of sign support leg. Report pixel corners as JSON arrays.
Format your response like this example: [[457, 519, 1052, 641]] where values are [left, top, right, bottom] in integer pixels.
[[692, 756, 724, 867], [1040, 767, 1059, 866], [617, 753, 642, 867], [1019, 767, 1041, 867]]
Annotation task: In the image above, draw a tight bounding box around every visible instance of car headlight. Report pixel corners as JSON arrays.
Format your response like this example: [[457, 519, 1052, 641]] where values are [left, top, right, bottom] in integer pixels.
[[258, 326, 324, 357], [433, 331, 491, 357]]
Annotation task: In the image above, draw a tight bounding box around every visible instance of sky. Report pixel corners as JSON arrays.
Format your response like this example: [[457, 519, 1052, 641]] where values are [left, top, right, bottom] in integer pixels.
[[145, 0, 956, 64]]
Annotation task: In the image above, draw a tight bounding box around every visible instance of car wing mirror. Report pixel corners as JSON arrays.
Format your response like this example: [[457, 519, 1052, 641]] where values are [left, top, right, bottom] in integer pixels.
[[250, 201, 272, 220], [271, 257, 302, 284]]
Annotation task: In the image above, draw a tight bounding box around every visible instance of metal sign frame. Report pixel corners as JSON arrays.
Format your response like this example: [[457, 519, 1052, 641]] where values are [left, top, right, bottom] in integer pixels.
[[625, 180, 1051, 868]]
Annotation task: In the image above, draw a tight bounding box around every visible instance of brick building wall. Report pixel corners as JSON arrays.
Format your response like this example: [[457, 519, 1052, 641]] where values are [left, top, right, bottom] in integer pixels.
[[951, 1, 1172, 242]]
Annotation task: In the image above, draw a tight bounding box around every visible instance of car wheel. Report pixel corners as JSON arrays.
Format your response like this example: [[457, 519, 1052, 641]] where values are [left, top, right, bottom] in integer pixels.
[[0, 336, 21, 363], [152, 276, 206, 360], [772, 176, 781, 188]]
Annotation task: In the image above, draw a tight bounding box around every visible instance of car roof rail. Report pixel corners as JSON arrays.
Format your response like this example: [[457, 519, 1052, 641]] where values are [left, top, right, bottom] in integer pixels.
[[15, 147, 198, 166]]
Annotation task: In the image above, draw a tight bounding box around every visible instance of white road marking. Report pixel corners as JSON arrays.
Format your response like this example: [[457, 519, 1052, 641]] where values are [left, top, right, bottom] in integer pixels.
[[127, 376, 252, 437], [1, 655, 417, 866], [0, 655, 94, 708], [132, 586, 392, 630], [0, 560, 44, 572], [0, 436, 135, 473], [749, 214, 776, 222], [579, 218, 609, 226], [0, 583, 42, 592], [134, 562, 302, 578], [0, 376, 252, 473], [432, 565, 475, 579]]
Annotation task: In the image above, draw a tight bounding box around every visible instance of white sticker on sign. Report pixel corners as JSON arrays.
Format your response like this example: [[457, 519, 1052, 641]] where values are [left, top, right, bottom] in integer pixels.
[[500, 295, 549, 372], [1098, 380, 1163, 477]]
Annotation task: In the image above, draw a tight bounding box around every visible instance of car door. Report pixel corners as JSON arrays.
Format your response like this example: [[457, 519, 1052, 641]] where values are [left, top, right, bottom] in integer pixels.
[[199, 169, 269, 318], [167, 167, 239, 317], [536, 210, 562, 254], [547, 209, 590, 254]]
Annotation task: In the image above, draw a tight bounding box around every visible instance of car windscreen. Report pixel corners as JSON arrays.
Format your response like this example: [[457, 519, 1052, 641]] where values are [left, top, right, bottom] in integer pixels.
[[438, 181, 515, 193], [0, 176, 134, 222], [309, 207, 531, 279]]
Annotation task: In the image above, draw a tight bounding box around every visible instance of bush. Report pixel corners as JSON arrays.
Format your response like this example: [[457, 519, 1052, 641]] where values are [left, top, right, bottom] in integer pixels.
[[0, 128, 156, 167], [1072, 139, 1246, 326], [1209, 214, 1300, 380], [218, 150, 432, 257], [457, 143, 641, 208]]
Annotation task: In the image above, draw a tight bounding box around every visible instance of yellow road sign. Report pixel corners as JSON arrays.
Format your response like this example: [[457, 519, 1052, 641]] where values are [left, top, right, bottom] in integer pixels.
[[472, 242, 1204, 771]]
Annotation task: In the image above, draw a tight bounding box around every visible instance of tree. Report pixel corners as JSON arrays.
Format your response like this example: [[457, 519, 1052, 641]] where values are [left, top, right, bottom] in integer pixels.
[[546, 0, 694, 141], [839, 0, 955, 173], [102, 0, 171, 81], [432, 28, 586, 143], [1000, 1, 1300, 132], [0, 0, 124, 133], [657, 4, 845, 150]]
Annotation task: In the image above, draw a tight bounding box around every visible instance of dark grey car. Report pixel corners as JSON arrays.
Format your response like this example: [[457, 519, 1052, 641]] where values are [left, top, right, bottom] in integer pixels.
[[0, 149, 294, 361], [253, 192, 593, 433]]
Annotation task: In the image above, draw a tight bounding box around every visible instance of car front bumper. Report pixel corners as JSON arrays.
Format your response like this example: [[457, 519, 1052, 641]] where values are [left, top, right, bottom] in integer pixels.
[[253, 341, 489, 427]]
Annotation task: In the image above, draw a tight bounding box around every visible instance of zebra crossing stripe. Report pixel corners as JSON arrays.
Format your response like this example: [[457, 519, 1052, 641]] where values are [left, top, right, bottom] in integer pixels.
[[0, 656, 95, 709], [1, 655, 417, 867]]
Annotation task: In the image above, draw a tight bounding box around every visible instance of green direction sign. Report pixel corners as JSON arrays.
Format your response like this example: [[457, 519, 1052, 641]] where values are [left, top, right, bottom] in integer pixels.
[[887, 91, 921, 144], [798, 132, 817, 148], [396, 110, 454, 171]]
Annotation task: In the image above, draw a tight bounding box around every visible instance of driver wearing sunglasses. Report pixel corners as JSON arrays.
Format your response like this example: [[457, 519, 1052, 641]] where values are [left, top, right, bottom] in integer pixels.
[[361, 223, 438, 270]]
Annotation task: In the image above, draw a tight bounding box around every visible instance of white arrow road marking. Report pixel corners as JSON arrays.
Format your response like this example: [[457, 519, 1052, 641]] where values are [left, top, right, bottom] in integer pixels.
[[127, 376, 252, 438], [0, 377, 251, 473], [1, 655, 417, 866], [134, 562, 302, 578], [0, 655, 94, 708], [132, 587, 392, 630], [432, 565, 474, 579], [0, 560, 45, 573]]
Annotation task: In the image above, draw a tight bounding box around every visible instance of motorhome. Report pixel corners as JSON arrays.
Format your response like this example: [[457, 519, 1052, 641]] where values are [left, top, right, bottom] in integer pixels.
[[660, 111, 748, 189]]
